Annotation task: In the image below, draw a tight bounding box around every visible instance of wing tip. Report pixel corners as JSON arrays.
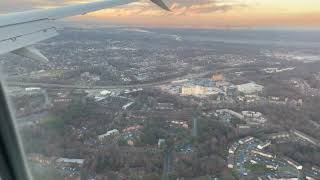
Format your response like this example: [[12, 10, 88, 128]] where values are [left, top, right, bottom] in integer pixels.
[[150, 0, 171, 11]]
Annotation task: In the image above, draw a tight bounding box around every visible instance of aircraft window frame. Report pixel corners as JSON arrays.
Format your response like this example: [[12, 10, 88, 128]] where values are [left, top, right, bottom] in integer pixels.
[[0, 82, 31, 180]]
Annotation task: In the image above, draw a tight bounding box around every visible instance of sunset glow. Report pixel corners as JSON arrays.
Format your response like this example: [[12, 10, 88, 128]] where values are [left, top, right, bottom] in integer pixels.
[[3, 0, 320, 28]]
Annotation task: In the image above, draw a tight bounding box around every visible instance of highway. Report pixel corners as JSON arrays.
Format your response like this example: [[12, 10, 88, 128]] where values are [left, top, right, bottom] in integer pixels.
[[6, 70, 231, 90]]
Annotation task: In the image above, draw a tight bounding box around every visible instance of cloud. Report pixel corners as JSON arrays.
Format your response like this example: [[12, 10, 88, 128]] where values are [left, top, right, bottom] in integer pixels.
[[1, 0, 244, 15]]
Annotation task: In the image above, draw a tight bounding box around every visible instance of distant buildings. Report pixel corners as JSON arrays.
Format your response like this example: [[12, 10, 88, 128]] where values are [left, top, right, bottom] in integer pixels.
[[242, 111, 267, 125], [239, 136, 254, 145], [226, 85, 238, 97], [290, 130, 320, 147], [122, 125, 143, 133], [251, 149, 274, 159], [98, 129, 119, 141], [267, 173, 299, 180], [236, 124, 252, 134], [158, 139, 165, 148], [228, 142, 240, 154], [263, 67, 295, 74], [216, 109, 244, 120], [122, 102, 134, 110], [156, 103, 174, 110], [27, 153, 85, 168], [237, 82, 264, 94], [257, 141, 271, 150], [80, 72, 100, 82], [25, 87, 41, 92], [182, 86, 221, 96], [283, 157, 303, 170], [237, 94, 260, 103], [181, 86, 208, 95], [56, 158, 85, 167], [170, 121, 189, 129], [211, 74, 224, 81], [180, 78, 222, 96], [100, 90, 111, 96], [267, 132, 291, 142], [28, 153, 55, 165], [227, 154, 235, 169]]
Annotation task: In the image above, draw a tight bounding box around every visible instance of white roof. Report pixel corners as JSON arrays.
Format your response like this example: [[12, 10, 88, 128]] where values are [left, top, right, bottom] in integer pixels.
[[98, 129, 119, 139], [100, 90, 111, 95], [56, 158, 84, 164], [237, 82, 264, 89]]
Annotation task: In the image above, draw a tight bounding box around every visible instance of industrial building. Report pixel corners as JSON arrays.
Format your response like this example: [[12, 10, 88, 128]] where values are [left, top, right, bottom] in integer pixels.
[[257, 141, 271, 150], [181, 85, 220, 96], [56, 158, 85, 167], [98, 129, 119, 141], [283, 157, 303, 170], [239, 136, 254, 144], [181, 86, 208, 95], [228, 142, 240, 154], [227, 154, 235, 169], [251, 149, 274, 159], [237, 82, 264, 94], [291, 130, 320, 147], [242, 111, 267, 125]]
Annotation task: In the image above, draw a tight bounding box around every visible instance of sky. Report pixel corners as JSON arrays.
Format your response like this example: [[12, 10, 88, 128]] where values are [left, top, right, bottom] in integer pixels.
[[1, 0, 320, 28]]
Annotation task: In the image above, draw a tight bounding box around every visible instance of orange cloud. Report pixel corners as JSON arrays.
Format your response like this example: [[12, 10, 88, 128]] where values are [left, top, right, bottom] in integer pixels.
[[2, 0, 320, 28]]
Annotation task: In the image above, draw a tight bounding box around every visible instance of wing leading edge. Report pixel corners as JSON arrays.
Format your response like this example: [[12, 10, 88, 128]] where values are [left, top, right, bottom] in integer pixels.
[[0, 0, 170, 61]]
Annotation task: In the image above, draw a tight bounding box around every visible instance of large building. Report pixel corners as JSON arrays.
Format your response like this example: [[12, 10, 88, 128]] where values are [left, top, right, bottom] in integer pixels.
[[181, 86, 208, 95], [98, 129, 119, 141], [291, 130, 320, 147], [181, 85, 220, 96], [211, 74, 224, 81], [237, 82, 264, 94], [242, 111, 267, 125]]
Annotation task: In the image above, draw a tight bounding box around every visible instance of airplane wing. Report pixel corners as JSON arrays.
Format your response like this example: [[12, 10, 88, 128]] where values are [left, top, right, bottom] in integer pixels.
[[0, 0, 170, 62]]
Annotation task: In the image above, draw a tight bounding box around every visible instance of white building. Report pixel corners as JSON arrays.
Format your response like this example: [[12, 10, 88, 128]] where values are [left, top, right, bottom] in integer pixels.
[[98, 129, 119, 140], [237, 82, 264, 94], [158, 139, 165, 148], [242, 111, 267, 124], [227, 154, 235, 169], [56, 158, 84, 166], [25, 87, 41, 91], [251, 149, 274, 159], [242, 111, 262, 118], [228, 142, 240, 154], [239, 136, 254, 144], [291, 130, 320, 147], [100, 90, 111, 96], [257, 141, 271, 150], [284, 157, 303, 170]]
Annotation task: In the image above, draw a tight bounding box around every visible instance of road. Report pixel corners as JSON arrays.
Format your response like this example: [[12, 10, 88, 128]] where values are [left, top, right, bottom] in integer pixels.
[[6, 68, 235, 90]]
